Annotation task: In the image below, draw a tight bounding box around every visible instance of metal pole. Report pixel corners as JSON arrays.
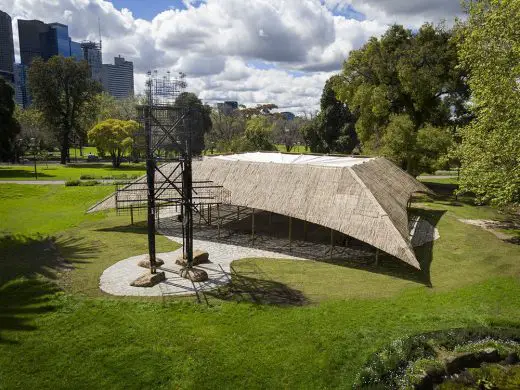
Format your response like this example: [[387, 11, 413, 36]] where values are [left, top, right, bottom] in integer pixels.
[[375, 248, 380, 267], [130, 205, 134, 225], [145, 103, 157, 274], [237, 206, 240, 221], [330, 228, 334, 260], [183, 113, 194, 268], [217, 203, 221, 238], [288, 216, 292, 252], [251, 208, 255, 245], [303, 220, 307, 241]]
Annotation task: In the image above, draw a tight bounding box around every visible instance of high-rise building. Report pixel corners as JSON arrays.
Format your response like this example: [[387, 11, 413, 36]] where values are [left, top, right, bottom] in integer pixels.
[[0, 10, 15, 82], [102, 55, 134, 99], [217, 101, 239, 115], [17, 19, 83, 107], [18, 19, 82, 65], [14, 63, 29, 107], [81, 41, 102, 84]]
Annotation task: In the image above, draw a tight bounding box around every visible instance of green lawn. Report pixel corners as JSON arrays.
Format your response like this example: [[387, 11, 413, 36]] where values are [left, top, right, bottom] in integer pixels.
[[0, 163, 145, 181], [0, 184, 519, 389]]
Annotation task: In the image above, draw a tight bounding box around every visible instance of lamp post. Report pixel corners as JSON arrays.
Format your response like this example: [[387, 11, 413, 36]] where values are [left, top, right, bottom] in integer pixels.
[[30, 137, 38, 180]]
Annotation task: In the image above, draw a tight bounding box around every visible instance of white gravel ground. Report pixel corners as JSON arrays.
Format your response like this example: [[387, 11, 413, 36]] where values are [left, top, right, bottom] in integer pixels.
[[99, 234, 305, 297]]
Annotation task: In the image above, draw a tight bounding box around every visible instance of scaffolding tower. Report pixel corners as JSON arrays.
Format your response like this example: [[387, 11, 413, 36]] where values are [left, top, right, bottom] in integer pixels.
[[116, 71, 225, 274]]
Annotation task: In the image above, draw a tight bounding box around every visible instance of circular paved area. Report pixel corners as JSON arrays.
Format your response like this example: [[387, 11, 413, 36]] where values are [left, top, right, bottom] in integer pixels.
[[100, 234, 306, 297]]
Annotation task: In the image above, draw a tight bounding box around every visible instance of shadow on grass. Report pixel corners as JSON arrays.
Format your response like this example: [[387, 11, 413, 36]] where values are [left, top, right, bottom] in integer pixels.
[[0, 234, 97, 344], [205, 264, 308, 306], [0, 168, 55, 179]]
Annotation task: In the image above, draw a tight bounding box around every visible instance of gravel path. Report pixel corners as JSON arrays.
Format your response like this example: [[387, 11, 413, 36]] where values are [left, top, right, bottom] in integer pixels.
[[99, 234, 306, 297]]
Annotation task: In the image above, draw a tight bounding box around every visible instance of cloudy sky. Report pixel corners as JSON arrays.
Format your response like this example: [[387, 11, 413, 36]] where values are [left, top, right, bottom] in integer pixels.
[[0, 0, 463, 114]]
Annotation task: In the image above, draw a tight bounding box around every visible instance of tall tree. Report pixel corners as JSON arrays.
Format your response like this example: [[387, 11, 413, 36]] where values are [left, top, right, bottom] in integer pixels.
[[28, 56, 101, 164], [335, 23, 467, 171], [456, 0, 520, 207], [310, 76, 357, 154], [174, 92, 212, 155], [0, 79, 20, 162]]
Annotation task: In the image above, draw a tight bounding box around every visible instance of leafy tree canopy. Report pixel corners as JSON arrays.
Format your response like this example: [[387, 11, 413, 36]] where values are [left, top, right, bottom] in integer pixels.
[[0, 79, 21, 162], [303, 76, 357, 154], [230, 116, 276, 152], [88, 119, 139, 167], [456, 0, 520, 207], [28, 56, 101, 164], [174, 92, 212, 155]]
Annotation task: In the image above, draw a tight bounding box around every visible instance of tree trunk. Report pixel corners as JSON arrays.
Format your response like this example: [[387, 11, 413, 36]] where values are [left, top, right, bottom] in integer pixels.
[[60, 133, 69, 165], [111, 153, 119, 168]]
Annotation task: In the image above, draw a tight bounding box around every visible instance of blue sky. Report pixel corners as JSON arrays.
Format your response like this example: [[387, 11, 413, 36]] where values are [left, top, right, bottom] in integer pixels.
[[110, 0, 365, 21]]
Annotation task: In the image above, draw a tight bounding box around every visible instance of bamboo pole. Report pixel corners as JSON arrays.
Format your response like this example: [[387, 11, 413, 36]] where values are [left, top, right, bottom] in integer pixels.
[[130, 205, 134, 225], [303, 220, 307, 241], [217, 204, 221, 238]]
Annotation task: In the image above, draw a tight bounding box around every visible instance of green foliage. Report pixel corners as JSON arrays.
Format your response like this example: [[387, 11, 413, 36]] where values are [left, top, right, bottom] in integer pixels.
[[88, 119, 140, 168], [230, 116, 276, 152], [381, 115, 452, 175], [174, 92, 212, 155], [354, 327, 520, 389], [456, 0, 520, 207], [64, 179, 81, 187], [28, 56, 101, 164], [335, 23, 466, 171], [0, 79, 21, 162], [303, 76, 357, 153]]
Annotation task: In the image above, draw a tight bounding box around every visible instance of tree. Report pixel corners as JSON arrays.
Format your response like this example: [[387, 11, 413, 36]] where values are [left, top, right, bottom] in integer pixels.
[[380, 115, 452, 175], [307, 76, 357, 154], [335, 23, 468, 171], [14, 106, 55, 160], [230, 116, 276, 152], [207, 108, 246, 152], [174, 92, 212, 155], [88, 119, 139, 167], [456, 0, 520, 207], [272, 117, 304, 152], [0, 79, 20, 162], [28, 56, 101, 164]]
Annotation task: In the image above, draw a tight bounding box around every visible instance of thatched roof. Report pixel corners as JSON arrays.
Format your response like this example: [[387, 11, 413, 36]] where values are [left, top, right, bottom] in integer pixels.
[[89, 152, 431, 269]]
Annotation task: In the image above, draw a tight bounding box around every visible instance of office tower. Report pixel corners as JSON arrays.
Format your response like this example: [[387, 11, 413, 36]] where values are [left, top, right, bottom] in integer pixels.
[[14, 63, 29, 107], [81, 41, 102, 83], [102, 55, 134, 99], [0, 10, 15, 82]]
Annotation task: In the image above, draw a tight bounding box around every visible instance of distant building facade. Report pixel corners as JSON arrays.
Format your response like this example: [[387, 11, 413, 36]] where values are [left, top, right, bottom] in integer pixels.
[[217, 101, 238, 115], [14, 64, 29, 107], [16, 19, 83, 107], [0, 10, 15, 83], [81, 41, 102, 84], [102, 55, 134, 99]]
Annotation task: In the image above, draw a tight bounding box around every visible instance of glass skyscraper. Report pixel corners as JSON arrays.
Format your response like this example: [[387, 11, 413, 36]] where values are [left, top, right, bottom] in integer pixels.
[[0, 10, 15, 83]]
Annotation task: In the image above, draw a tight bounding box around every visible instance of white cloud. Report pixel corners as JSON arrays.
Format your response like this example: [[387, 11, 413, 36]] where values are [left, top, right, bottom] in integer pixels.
[[0, 0, 462, 113]]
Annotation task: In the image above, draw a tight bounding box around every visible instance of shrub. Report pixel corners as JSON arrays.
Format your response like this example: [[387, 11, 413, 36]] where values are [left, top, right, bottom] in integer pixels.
[[79, 174, 96, 180], [353, 327, 520, 389], [79, 180, 99, 186], [65, 180, 80, 187]]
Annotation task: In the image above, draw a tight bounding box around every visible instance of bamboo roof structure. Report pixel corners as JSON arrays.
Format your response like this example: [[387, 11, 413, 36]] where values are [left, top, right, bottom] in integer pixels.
[[89, 152, 432, 269]]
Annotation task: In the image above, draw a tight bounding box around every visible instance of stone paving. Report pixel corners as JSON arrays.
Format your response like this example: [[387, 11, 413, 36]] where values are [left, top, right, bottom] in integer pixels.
[[99, 234, 308, 297]]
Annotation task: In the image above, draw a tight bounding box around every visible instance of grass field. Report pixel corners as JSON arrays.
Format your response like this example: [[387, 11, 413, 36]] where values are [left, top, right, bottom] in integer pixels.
[[0, 182, 519, 389], [0, 163, 145, 181]]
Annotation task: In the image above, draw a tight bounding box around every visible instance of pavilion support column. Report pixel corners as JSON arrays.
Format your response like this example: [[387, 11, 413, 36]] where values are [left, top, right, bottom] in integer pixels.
[[375, 248, 380, 267], [344, 235, 349, 248], [251, 208, 255, 245], [303, 220, 308, 242], [330, 228, 334, 260], [208, 204, 212, 225], [198, 204, 203, 228], [288, 216, 292, 252], [130, 205, 134, 225], [237, 206, 240, 221], [217, 204, 221, 238], [157, 205, 160, 228]]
